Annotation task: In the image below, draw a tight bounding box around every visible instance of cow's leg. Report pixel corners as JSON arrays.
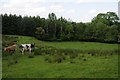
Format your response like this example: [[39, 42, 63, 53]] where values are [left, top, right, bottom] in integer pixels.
[[11, 50, 14, 55], [22, 48, 24, 55], [12, 49, 15, 55], [29, 48, 32, 54]]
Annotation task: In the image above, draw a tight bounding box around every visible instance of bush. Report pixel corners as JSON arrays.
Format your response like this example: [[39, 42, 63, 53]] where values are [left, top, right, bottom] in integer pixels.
[[53, 53, 66, 63], [86, 50, 116, 56], [44, 55, 53, 63], [46, 57, 52, 63], [44, 57, 49, 61], [34, 48, 42, 55], [70, 60, 75, 64], [34, 46, 57, 55], [44, 55, 50, 61], [83, 58, 87, 61], [28, 55, 34, 58], [54, 57, 62, 63], [7, 59, 18, 66], [47, 59, 52, 63], [69, 52, 78, 59], [28, 53, 34, 58]]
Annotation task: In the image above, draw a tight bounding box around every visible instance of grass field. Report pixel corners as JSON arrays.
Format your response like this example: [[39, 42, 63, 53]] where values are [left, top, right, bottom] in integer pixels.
[[43, 41, 118, 51], [2, 35, 119, 78]]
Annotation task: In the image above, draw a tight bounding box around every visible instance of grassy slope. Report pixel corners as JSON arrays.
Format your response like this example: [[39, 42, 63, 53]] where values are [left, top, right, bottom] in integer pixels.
[[2, 35, 118, 78], [43, 41, 118, 51], [17, 35, 118, 51]]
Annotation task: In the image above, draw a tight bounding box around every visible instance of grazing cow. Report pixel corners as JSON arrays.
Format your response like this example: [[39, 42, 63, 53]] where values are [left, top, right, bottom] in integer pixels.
[[4, 44, 17, 54], [19, 43, 35, 55]]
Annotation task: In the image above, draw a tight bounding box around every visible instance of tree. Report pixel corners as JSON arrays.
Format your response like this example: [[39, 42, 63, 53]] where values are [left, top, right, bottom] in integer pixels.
[[92, 12, 119, 26], [59, 17, 67, 39], [95, 22, 108, 42], [35, 27, 45, 40], [48, 13, 57, 21], [2, 12, 119, 43], [104, 25, 118, 43], [92, 13, 109, 25], [47, 13, 57, 40], [20, 16, 36, 36], [106, 12, 119, 25], [75, 22, 86, 40]]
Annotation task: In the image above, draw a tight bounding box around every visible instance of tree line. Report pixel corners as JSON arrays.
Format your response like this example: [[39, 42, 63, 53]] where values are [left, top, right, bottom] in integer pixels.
[[1, 12, 120, 43]]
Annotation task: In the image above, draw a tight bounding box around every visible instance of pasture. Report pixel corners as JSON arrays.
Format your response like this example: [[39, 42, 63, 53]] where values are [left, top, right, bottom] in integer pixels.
[[2, 35, 118, 78]]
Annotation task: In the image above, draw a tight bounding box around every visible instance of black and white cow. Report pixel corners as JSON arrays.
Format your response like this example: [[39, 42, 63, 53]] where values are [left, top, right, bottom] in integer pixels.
[[19, 43, 35, 55]]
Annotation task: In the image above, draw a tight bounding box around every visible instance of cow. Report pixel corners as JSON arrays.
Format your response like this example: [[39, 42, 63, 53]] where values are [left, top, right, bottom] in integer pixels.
[[4, 43, 17, 54], [19, 43, 35, 55]]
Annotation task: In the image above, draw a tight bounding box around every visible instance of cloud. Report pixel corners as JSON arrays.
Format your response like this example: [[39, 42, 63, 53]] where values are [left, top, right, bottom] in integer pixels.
[[49, 5, 64, 13], [89, 9, 97, 14], [67, 9, 75, 14], [24, 7, 46, 16], [76, 0, 116, 3], [0, 0, 117, 22], [89, 9, 114, 15], [0, 0, 47, 16]]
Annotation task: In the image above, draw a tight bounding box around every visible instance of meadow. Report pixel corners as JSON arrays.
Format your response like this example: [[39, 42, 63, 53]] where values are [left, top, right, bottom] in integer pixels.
[[2, 35, 119, 78]]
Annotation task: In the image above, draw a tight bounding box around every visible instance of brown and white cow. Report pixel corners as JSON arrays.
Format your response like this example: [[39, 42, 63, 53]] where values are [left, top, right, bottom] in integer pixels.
[[4, 44, 17, 53]]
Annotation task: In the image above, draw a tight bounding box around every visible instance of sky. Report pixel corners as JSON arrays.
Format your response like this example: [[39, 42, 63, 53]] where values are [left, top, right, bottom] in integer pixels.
[[0, 0, 119, 22]]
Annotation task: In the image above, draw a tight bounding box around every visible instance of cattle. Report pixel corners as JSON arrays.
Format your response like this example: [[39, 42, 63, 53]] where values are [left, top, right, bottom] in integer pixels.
[[19, 43, 35, 55], [4, 44, 17, 54]]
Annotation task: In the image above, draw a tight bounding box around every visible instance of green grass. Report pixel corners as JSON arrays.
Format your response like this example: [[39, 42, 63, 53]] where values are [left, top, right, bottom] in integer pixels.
[[2, 54, 118, 78], [7, 35, 117, 51], [43, 41, 118, 51], [2, 35, 119, 78]]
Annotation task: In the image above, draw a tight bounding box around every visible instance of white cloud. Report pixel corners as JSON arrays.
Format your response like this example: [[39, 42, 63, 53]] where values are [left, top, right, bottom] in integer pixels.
[[0, 0, 47, 16], [49, 5, 64, 13], [76, 0, 116, 3], [0, 0, 118, 22], [89, 9, 115, 15], [24, 7, 46, 16], [2, 0, 42, 8], [89, 9, 97, 14], [67, 9, 75, 14]]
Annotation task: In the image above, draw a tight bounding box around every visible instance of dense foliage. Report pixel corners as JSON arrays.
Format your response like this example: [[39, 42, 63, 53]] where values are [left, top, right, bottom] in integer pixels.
[[1, 12, 120, 43]]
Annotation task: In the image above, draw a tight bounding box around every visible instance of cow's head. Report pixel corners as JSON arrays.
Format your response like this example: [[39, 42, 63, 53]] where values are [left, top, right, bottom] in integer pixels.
[[19, 45, 23, 48], [4, 48, 6, 51], [31, 43, 35, 48]]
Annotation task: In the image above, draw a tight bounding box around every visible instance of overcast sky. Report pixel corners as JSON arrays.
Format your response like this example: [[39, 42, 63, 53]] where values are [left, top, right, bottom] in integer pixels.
[[0, 0, 119, 22]]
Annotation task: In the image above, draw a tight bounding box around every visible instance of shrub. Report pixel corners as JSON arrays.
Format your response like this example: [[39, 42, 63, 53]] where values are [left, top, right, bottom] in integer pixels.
[[54, 57, 62, 63], [28, 55, 34, 58], [34, 48, 42, 55], [48, 59, 52, 63], [34, 46, 57, 55], [70, 60, 75, 64], [83, 58, 87, 61], [44, 55, 50, 61], [44, 57, 49, 61], [44, 55, 53, 63], [69, 52, 78, 59], [91, 53, 94, 56], [81, 55, 84, 57], [15, 60, 18, 64], [53, 53, 65, 63], [46, 57, 52, 63], [28, 53, 34, 58], [7, 59, 18, 66], [8, 60, 14, 65], [64, 52, 68, 55]]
